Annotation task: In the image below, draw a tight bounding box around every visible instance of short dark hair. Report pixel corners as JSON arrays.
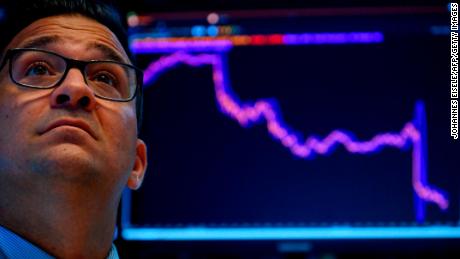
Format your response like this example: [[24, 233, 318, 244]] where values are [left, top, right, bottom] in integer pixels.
[[0, 0, 143, 132]]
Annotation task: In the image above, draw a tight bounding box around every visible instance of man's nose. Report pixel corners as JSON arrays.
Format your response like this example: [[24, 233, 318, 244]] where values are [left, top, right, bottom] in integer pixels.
[[50, 68, 97, 111]]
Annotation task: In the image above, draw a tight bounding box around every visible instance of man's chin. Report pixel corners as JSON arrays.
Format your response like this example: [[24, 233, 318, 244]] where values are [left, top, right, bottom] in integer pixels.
[[31, 144, 102, 184]]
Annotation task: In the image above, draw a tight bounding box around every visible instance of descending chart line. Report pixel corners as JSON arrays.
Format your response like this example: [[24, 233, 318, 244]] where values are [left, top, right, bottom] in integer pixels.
[[139, 51, 449, 220]]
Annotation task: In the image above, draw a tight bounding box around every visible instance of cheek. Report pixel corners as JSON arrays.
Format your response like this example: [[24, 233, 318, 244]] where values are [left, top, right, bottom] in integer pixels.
[[0, 91, 27, 142], [0, 95, 32, 162], [103, 104, 137, 140], [0, 103, 13, 154], [99, 104, 138, 166], [0, 88, 50, 131]]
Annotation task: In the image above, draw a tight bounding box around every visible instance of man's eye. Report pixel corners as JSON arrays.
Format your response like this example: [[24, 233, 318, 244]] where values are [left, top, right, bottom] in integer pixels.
[[92, 72, 118, 87], [25, 62, 52, 76]]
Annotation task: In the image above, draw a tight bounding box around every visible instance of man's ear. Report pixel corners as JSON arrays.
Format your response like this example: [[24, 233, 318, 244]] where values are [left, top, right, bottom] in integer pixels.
[[127, 139, 148, 190]]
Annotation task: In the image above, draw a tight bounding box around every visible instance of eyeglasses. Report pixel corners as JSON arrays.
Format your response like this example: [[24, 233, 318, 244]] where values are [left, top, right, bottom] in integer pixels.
[[0, 48, 143, 102]]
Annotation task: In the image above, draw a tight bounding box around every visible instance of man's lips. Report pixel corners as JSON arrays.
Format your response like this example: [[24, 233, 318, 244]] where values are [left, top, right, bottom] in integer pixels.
[[41, 119, 97, 140]]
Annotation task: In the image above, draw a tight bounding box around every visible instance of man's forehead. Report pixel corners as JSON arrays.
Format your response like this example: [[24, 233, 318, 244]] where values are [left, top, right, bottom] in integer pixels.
[[19, 35, 127, 63], [6, 15, 129, 63]]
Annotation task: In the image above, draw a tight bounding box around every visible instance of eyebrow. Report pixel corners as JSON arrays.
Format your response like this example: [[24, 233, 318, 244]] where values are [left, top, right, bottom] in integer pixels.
[[88, 42, 127, 64], [21, 35, 60, 49]]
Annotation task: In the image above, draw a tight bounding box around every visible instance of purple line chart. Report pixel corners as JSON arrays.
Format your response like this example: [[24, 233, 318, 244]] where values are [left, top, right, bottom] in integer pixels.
[[140, 51, 448, 220]]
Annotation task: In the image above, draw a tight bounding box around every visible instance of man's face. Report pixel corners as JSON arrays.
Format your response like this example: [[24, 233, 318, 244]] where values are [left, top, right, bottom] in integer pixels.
[[0, 15, 147, 199]]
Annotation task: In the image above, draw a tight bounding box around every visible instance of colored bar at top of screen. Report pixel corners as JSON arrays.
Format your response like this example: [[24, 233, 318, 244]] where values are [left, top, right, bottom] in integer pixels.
[[283, 32, 383, 45], [131, 39, 233, 54], [122, 226, 460, 241], [130, 32, 384, 53]]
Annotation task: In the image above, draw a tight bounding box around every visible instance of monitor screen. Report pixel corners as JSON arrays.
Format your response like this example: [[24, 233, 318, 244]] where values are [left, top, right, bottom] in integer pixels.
[[122, 5, 459, 241]]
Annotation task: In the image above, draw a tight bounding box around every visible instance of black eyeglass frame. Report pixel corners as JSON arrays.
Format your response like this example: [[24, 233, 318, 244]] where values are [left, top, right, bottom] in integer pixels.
[[0, 48, 144, 102]]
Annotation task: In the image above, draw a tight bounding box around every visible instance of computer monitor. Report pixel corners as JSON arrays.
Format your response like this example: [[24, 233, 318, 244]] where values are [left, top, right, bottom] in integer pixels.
[[121, 5, 459, 242]]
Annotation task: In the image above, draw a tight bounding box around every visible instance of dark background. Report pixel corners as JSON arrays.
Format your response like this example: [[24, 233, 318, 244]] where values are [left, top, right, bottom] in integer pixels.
[[117, 0, 448, 12]]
